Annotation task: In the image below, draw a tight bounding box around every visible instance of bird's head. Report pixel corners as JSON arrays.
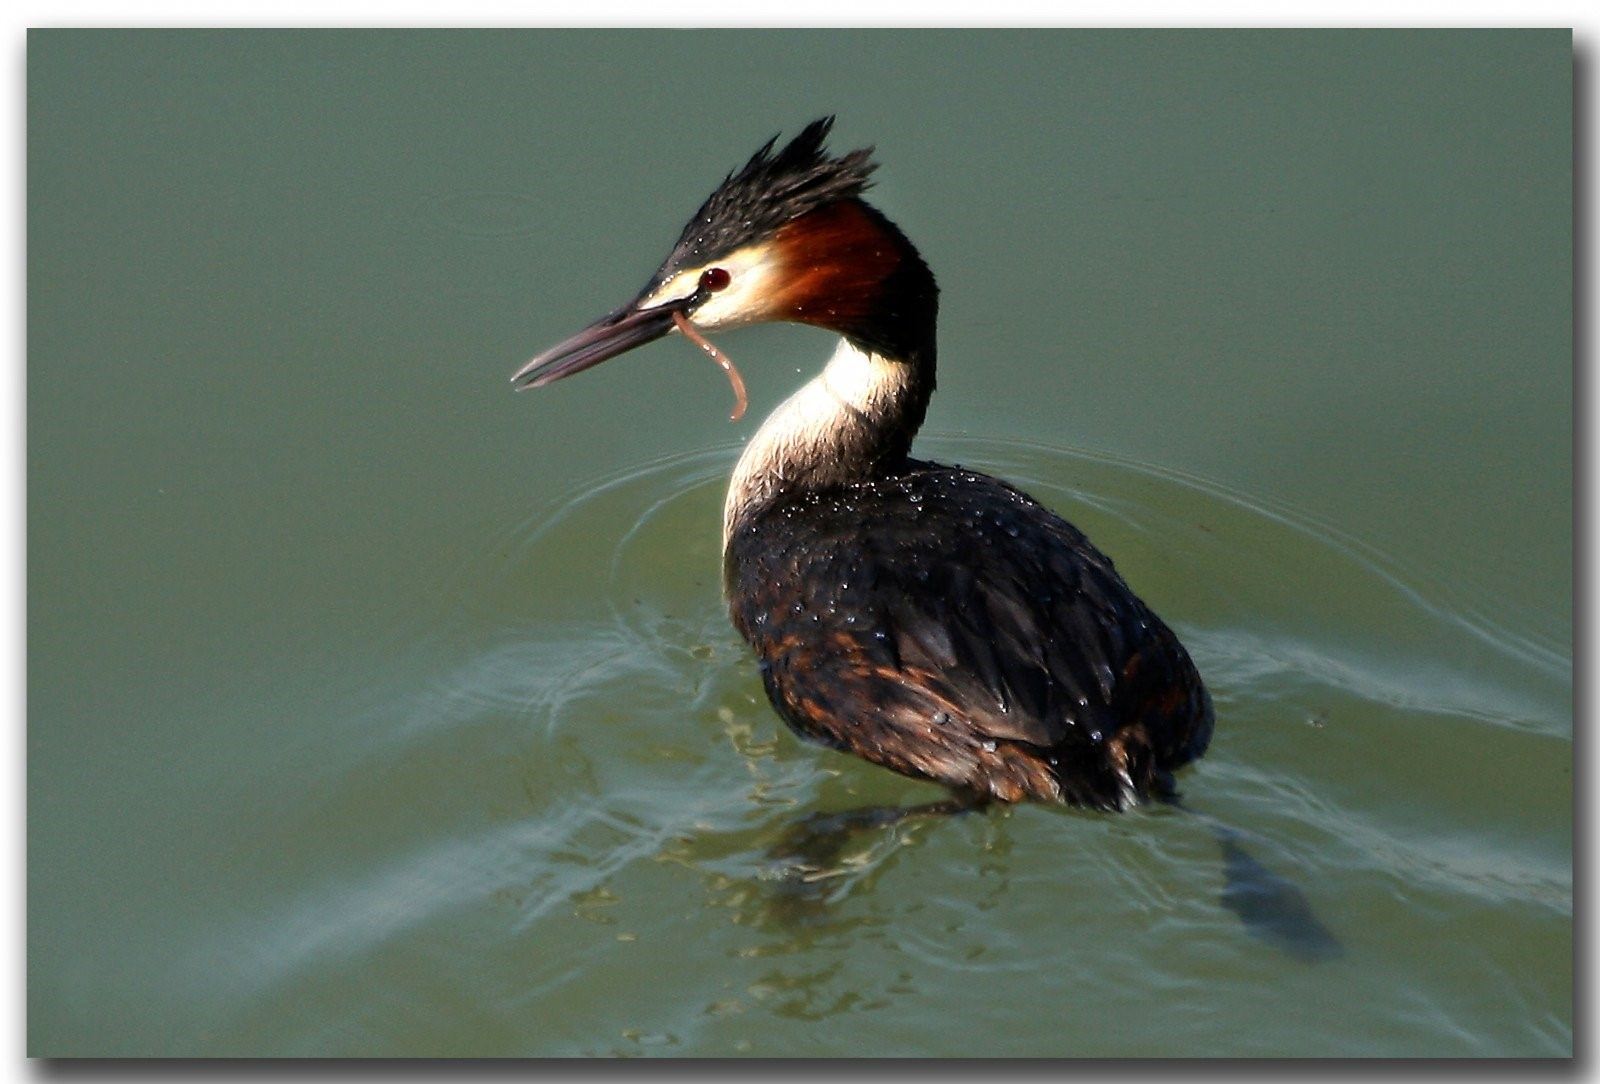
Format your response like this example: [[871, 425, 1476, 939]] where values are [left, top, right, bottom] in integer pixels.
[[511, 116, 935, 393]]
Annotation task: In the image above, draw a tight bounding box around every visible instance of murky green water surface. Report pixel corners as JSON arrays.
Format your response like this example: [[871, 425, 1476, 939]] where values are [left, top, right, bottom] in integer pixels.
[[29, 30, 1570, 1056]]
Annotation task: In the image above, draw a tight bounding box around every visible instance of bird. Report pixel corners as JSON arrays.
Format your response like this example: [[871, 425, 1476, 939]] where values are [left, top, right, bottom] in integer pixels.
[[511, 117, 1214, 815]]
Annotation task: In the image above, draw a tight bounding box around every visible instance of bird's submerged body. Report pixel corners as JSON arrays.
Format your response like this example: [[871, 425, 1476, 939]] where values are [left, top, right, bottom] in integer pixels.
[[725, 464, 1212, 809], [514, 117, 1214, 811]]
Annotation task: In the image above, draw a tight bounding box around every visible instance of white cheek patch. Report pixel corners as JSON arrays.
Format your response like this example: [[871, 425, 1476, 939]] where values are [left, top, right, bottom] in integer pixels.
[[636, 243, 781, 331]]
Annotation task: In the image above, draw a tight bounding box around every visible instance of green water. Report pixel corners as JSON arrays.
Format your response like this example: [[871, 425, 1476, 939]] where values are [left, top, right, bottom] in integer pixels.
[[28, 30, 1570, 1056]]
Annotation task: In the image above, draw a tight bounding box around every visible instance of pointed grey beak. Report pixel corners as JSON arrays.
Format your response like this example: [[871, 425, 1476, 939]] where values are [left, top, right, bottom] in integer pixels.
[[510, 296, 690, 390]]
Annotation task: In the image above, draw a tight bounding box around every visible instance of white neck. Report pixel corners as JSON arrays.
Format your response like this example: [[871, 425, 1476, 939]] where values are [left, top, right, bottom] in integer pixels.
[[722, 337, 912, 547]]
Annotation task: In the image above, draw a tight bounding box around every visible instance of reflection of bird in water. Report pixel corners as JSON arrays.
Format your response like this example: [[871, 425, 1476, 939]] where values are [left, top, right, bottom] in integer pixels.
[[513, 118, 1336, 959]]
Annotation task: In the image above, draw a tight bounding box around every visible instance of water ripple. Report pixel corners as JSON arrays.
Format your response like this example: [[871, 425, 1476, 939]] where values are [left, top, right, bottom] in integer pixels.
[[197, 435, 1568, 1055]]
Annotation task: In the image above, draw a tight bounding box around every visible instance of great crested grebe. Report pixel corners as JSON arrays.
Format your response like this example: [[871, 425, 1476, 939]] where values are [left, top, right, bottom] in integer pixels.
[[512, 118, 1213, 814]]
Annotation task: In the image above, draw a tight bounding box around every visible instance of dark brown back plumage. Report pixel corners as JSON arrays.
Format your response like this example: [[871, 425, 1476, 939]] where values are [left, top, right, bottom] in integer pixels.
[[725, 463, 1213, 809]]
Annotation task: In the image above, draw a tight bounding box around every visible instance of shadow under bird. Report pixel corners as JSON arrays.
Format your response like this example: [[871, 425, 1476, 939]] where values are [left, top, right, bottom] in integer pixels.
[[512, 118, 1337, 958]]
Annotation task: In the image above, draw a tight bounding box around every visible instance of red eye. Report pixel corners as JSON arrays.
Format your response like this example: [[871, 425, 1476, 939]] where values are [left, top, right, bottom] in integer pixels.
[[699, 267, 731, 293]]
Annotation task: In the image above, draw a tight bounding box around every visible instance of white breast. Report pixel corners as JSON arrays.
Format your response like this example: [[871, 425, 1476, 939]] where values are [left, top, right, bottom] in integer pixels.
[[722, 337, 910, 546]]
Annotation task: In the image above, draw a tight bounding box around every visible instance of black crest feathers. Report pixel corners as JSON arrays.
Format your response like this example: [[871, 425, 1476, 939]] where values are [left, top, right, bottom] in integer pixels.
[[659, 117, 877, 277]]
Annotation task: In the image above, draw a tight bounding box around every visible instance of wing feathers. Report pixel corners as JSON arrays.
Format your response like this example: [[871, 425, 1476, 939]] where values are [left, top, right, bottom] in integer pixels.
[[725, 463, 1209, 801]]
